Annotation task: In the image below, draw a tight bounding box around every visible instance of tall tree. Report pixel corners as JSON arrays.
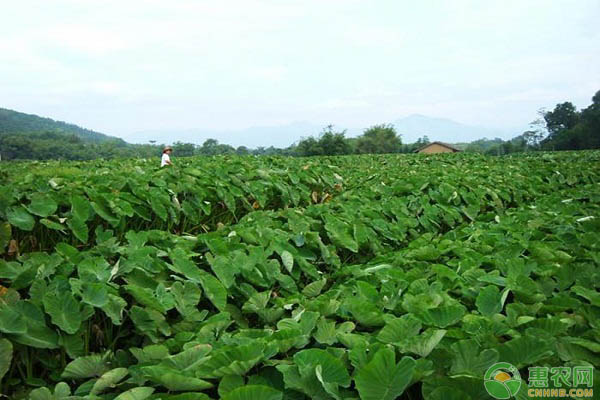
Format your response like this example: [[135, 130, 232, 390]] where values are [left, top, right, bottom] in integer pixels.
[[318, 125, 351, 155], [295, 125, 351, 156], [544, 102, 579, 138], [356, 124, 402, 154]]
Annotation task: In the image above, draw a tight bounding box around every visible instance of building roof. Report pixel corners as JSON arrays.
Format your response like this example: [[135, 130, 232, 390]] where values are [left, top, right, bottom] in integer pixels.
[[413, 141, 461, 153]]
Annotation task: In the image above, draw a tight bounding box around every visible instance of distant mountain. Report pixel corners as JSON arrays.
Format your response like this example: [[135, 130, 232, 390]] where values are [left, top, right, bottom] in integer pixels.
[[126, 121, 325, 148], [125, 115, 517, 148], [392, 114, 514, 143], [0, 108, 124, 144], [0, 107, 518, 148]]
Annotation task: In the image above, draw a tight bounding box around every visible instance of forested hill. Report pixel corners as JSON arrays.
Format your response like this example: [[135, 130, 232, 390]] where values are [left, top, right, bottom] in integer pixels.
[[0, 107, 124, 144]]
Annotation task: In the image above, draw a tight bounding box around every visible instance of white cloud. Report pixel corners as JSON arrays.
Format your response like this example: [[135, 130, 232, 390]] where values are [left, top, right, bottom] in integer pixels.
[[0, 0, 598, 140]]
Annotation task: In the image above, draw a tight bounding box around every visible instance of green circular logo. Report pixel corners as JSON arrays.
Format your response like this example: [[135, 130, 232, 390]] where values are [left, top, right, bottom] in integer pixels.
[[484, 362, 522, 399]]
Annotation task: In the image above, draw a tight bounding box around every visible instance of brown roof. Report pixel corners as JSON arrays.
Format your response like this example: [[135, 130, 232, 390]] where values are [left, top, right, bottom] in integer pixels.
[[413, 141, 461, 153]]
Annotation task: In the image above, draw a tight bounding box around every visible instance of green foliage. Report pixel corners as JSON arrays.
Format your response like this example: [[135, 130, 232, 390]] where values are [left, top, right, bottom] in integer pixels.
[[0, 150, 598, 399], [354, 348, 415, 400], [544, 102, 580, 136], [461, 89, 600, 155], [356, 124, 402, 154], [540, 92, 600, 150], [0, 339, 13, 383], [0, 107, 121, 144], [295, 125, 351, 156]]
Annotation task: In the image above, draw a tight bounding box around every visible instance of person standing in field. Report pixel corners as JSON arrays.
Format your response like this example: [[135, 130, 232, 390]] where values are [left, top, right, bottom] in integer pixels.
[[161, 146, 173, 167]]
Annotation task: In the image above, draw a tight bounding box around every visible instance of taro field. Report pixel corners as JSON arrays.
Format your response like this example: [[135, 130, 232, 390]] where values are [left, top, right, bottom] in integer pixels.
[[0, 151, 599, 399]]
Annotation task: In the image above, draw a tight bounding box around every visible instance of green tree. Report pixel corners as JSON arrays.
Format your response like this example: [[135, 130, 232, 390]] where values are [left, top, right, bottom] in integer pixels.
[[295, 125, 351, 156], [296, 137, 322, 156], [544, 102, 579, 138], [172, 141, 196, 157], [236, 146, 250, 155], [199, 139, 219, 155], [356, 124, 402, 154], [318, 125, 351, 155], [541, 91, 599, 151]]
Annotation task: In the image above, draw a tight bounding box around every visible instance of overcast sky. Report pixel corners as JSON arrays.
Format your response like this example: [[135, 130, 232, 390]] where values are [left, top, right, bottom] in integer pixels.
[[1, 0, 599, 141]]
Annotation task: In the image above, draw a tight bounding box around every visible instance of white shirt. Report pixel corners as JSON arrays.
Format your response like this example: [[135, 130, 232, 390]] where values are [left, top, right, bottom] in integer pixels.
[[161, 153, 171, 167]]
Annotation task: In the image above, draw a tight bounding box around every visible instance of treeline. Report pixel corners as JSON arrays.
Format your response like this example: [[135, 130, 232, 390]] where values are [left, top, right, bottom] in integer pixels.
[[2, 88, 597, 161], [169, 125, 430, 157], [467, 89, 600, 155], [292, 124, 431, 156], [0, 124, 430, 161], [152, 89, 600, 158], [540, 90, 600, 150], [0, 131, 146, 161]]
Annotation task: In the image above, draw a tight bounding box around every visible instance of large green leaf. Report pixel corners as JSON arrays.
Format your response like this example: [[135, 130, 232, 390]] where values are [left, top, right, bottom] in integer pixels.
[[7, 301, 59, 349], [81, 282, 109, 308], [497, 336, 554, 368], [354, 348, 416, 400], [302, 279, 327, 298], [90, 367, 129, 395], [100, 294, 127, 325], [571, 285, 600, 306], [0, 303, 27, 334], [71, 195, 91, 221], [281, 250, 294, 273], [39, 218, 66, 232], [130, 344, 170, 363], [90, 201, 120, 226], [377, 315, 421, 344], [476, 285, 504, 316], [62, 354, 110, 379], [396, 328, 446, 358], [149, 194, 168, 221], [277, 348, 350, 399], [218, 375, 245, 398], [27, 387, 53, 400], [198, 270, 228, 312], [345, 297, 385, 327], [196, 342, 265, 379], [142, 366, 213, 391], [206, 253, 238, 288], [161, 344, 213, 372], [125, 285, 169, 314], [324, 215, 359, 253], [222, 385, 283, 400], [43, 290, 83, 334], [171, 281, 202, 318], [67, 217, 88, 243], [167, 250, 205, 282], [10, 324, 59, 349], [450, 339, 499, 378], [270, 328, 309, 353], [130, 306, 170, 342], [77, 256, 112, 283], [0, 338, 13, 382], [54, 382, 71, 398], [114, 387, 155, 400], [27, 194, 57, 217], [28, 383, 70, 400], [417, 304, 466, 328], [7, 206, 35, 231], [313, 318, 337, 345], [60, 333, 85, 358], [294, 348, 351, 388]]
